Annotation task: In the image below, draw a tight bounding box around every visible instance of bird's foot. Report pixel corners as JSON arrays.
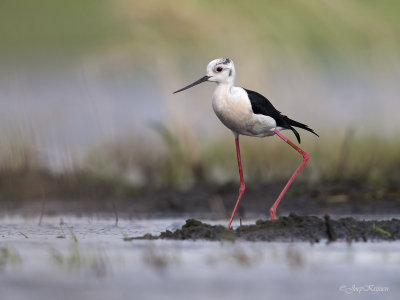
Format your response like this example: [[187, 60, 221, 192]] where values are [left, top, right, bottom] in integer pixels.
[[270, 207, 277, 220]]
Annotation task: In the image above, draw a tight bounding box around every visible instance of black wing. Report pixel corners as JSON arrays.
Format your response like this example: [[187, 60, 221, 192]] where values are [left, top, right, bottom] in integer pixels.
[[244, 88, 319, 143]]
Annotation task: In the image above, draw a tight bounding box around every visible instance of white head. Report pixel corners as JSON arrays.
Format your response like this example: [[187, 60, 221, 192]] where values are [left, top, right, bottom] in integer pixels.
[[173, 58, 235, 94], [206, 58, 235, 84]]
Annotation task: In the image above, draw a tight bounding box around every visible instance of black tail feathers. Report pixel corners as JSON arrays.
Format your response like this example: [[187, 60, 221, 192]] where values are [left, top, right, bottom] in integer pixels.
[[283, 116, 319, 144]]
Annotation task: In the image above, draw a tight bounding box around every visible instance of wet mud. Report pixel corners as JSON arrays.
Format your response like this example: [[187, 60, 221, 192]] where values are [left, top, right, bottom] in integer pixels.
[[134, 214, 400, 242], [4, 181, 400, 218]]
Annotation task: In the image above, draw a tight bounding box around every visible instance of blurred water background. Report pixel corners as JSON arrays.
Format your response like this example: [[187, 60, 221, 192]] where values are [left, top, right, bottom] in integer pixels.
[[1, 0, 400, 189]]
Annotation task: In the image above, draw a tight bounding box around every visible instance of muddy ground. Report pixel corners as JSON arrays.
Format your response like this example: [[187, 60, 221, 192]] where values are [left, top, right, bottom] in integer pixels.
[[133, 214, 400, 242], [2, 181, 399, 218], [2, 176, 400, 242]]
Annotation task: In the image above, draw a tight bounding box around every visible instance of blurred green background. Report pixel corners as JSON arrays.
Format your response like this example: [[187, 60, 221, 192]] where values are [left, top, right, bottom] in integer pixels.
[[1, 0, 400, 192]]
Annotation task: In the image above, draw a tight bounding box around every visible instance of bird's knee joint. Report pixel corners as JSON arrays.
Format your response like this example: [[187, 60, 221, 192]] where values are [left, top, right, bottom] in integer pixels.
[[303, 152, 310, 162], [239, 184, 246, 194]]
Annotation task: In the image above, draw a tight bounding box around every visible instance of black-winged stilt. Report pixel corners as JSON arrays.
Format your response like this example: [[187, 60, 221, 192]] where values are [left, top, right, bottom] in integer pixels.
[[174, 58, 318, 229]]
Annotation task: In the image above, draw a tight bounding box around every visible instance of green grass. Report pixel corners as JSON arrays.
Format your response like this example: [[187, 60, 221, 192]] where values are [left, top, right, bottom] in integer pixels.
[[0, 247, 22, 270], [372, 223, 392, 238], [0, 0, 129, 60], [1, 125, 399, 198], [50, 246, 108, 276], [1, 0, 400, 66], [1, 124, 400, 194]]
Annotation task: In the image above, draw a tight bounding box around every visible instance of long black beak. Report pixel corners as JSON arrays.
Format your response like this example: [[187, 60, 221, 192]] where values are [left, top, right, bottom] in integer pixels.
[[173, 76, 211, 94]]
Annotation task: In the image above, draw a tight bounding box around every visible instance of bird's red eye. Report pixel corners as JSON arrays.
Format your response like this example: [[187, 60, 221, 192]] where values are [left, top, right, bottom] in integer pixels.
[[216, 67, 223, 72]]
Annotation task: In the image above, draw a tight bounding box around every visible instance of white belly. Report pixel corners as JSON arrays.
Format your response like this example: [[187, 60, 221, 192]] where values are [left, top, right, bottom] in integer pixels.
[[212, 86, 277, 137]]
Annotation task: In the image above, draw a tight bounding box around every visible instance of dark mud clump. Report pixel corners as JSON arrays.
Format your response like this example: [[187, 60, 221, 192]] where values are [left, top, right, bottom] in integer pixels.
[[134, 214, 400, 242], [161, 219, 236, 241]]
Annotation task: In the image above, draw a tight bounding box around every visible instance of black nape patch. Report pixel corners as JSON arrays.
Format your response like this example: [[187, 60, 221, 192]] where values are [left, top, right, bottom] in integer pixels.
[[229, 69, 232, 76], [222, 58, 231, 64]]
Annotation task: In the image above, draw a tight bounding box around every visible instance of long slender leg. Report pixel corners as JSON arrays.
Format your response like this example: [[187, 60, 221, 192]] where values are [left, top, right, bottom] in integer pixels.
[[227, 136, 245, 229], [270, 129, 310, 220]]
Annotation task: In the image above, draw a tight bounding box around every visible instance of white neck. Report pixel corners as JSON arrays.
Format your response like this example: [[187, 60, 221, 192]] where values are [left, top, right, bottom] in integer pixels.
[[215, 80, 234, 93]]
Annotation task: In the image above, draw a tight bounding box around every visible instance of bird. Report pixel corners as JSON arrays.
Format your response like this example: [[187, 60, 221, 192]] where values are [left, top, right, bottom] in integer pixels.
[[173, 58, 318, 229]]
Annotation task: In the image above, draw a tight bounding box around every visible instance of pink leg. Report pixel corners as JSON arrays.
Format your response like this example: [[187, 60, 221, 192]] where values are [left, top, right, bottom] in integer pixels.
[[270, 129, 310, 220], [227, 136, 245, 229]]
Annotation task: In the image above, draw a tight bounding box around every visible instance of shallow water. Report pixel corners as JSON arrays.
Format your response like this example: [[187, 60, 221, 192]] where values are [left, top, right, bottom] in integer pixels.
[[0, 216, 399, 300]]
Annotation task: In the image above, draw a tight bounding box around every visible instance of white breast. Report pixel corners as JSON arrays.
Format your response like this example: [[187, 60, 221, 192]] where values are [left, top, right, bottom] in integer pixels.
[[212, 86, 277, 137]]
